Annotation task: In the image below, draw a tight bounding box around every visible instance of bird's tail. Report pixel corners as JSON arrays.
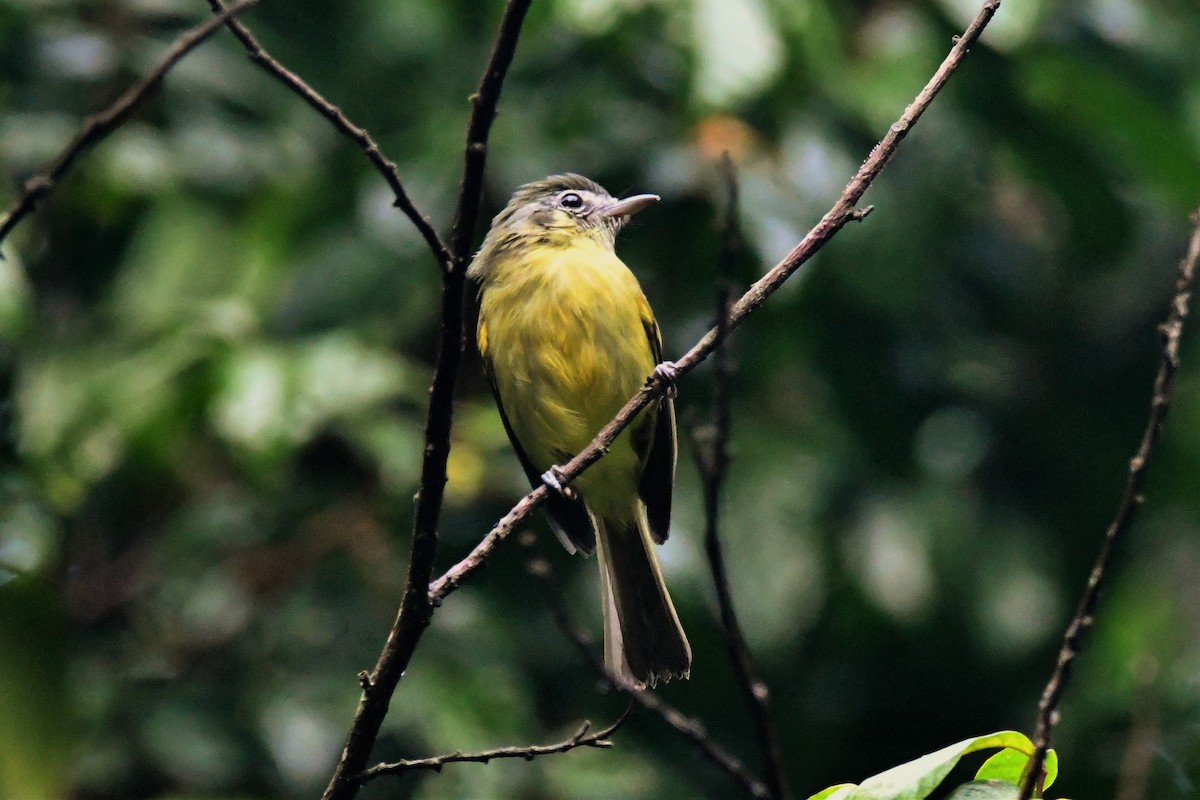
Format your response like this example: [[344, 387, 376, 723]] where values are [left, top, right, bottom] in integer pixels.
[[595, 508, 691, 688]]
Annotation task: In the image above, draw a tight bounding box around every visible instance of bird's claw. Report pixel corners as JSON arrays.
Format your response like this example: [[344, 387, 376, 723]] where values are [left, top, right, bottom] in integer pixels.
[[653, 361, 680, 399], [541, 466, 578, 501]]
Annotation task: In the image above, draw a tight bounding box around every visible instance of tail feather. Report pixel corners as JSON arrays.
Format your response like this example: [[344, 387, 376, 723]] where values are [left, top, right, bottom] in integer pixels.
[[595, 509, 691, 688]]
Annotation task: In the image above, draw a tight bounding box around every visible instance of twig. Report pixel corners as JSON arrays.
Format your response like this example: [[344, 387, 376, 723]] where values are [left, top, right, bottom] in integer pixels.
[[691, 154, 791, 800], [205, 0, 451, 268], [428, 0, 1005, 606], [631, 688, 770, 800], [358, 706, 632, 779], [0, 0, 259, 249], [320, 3, 532, 799], [524, 542, 771, 799], [1018, 206, 1200, 799]]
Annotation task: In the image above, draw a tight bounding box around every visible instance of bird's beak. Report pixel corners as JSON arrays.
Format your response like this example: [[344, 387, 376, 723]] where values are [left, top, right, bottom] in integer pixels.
[[597, 193, 660, 219]]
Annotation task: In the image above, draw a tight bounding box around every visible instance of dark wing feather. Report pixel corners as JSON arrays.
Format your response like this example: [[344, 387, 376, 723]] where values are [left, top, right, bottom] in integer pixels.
[[636, 310, 677, 545], [479, 322, 597, 555]]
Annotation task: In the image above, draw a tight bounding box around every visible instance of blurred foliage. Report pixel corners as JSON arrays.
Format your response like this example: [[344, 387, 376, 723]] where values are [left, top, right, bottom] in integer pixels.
[[2, 0, 1200, 798]]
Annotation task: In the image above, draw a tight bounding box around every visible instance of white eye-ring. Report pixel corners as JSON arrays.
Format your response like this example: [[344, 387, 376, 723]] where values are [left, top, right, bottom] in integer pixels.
[[558, 192, 584, 210]]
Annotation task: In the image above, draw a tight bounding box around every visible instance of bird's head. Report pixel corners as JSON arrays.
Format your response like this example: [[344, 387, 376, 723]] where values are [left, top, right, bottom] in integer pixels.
[[469, 174, 658, 279]]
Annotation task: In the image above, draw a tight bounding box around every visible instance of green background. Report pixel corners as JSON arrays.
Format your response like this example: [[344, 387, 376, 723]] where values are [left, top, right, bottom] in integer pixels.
[[2, 0, 1200, 797]]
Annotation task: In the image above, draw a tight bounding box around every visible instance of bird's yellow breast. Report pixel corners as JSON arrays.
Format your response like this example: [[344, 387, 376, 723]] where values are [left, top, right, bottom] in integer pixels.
[[478, 237, 657, 511]]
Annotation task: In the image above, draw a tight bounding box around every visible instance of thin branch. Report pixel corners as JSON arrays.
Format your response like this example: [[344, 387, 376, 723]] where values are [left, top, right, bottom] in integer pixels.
[[691, 154, 791, 800], [320, 3, 532, 799], [524, 542, 771, 799], [359, 706, 632, 779], [1018, 206, 1200, 800], [0, 0, 259, 249], [428, 0, 1004, 606], [631, 686, 770, 800], [446, 3, 529, 271], [204, 0, 451, 269]]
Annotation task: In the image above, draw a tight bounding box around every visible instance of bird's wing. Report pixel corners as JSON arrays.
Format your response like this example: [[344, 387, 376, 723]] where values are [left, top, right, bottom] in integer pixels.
[[635, 299, 677, 545], [478, 318, 597, 555]]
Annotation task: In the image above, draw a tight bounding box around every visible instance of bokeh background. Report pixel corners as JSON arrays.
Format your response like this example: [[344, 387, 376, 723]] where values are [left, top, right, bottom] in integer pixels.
[[3, 0, 1200, 798]]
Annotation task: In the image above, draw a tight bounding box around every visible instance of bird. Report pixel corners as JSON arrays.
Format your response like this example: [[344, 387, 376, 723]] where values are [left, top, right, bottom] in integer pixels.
[[468, 173, 690, 688]]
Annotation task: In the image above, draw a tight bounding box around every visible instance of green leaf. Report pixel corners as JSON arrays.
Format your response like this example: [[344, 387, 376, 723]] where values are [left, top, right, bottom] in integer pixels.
[[808, 785, 856, 800], [976, 746, 1058, 788], [804, 731, 1057, 800]]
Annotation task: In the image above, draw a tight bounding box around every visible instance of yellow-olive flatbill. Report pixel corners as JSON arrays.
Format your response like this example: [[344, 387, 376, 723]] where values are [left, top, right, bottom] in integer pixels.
[[468, 174, 690, 687]]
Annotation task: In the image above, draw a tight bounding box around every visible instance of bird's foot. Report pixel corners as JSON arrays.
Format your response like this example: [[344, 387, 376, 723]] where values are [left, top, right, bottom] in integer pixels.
[[541, 465, 578, 501], [653, 361, 680, 399]]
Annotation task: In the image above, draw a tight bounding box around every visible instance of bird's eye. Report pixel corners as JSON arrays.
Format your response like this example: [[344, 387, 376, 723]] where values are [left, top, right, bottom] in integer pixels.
[[558, 192, 584, 210]]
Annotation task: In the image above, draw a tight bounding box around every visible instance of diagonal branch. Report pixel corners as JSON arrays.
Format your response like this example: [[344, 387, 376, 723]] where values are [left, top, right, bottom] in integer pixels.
[[0, 0, 259, 249], [691, 154, 792, 800], [204, 0, 451, 269], [320, 3, 532, 799], [445, 1, 529, 271], [631, 683, 770, 799], [359, 706, 631, 780], [428, 0, 1005, 606], [524, 542, 771, 799], [1018, 206, 1200, 800]]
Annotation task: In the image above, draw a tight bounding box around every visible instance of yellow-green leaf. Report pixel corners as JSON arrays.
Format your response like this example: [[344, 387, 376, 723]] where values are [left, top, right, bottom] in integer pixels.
[[976, 745, 1058, 788], [804, 731, 1057, 800]]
